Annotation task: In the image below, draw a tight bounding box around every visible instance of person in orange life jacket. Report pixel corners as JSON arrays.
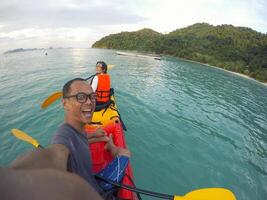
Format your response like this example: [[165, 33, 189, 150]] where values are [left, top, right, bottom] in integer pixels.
[[91, 61, 111, 104]]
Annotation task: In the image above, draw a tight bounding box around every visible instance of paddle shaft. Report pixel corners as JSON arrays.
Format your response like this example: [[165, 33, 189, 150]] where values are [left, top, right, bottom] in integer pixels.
[[85, 74, 96, 81], [95, 175, 173, 199]]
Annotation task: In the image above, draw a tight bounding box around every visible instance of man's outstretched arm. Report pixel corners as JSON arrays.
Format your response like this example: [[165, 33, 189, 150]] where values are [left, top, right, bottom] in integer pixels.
[[9, 144, 69, 171], [1, 144, 103, 200]]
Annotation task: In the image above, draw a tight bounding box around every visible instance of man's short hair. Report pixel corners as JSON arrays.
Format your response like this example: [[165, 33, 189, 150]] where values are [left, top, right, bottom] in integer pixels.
[[62, 78, 85, 98]]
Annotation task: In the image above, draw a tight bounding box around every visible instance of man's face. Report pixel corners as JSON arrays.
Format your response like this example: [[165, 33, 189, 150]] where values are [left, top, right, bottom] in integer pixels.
[[63, 80, 96, 125]]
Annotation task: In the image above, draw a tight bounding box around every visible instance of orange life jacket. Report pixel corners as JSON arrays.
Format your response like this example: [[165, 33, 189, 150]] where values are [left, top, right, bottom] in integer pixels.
[[96, 74, 110, 103]]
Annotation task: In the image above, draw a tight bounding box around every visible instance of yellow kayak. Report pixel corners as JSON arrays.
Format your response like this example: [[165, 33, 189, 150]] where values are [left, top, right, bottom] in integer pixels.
[[90, 89, 126, 131]]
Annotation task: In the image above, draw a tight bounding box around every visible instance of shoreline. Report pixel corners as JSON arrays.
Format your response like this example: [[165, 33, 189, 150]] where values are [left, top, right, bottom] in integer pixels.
[[174, 56, 267, 87], [106, 48, 267, 86]]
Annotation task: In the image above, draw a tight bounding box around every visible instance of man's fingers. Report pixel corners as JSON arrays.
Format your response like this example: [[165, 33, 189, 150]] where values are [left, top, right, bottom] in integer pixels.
[[95, 128, 107, 137], [103, 136, 109, 142]]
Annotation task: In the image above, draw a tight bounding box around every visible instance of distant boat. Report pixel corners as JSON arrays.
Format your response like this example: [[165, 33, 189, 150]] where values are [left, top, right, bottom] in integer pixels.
[[116, 51, 161, 60]]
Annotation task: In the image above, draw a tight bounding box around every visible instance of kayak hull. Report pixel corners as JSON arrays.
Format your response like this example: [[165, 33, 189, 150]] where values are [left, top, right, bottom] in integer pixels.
[[85, 94, 136, 200]]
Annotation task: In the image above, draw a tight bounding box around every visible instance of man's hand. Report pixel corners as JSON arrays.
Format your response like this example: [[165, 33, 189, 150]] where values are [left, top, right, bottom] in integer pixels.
[[88, 128, 110, 144], [94, 128, 106, 138], [104, 135, 131, 157], [88, 128, 106, 139]]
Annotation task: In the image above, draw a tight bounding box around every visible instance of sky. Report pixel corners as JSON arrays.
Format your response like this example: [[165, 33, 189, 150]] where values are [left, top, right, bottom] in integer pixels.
[[0, 0, 266, 53]]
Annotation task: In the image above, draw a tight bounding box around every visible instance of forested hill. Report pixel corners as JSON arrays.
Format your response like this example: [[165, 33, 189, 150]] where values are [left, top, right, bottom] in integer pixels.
[[92, 28, 162, 52], [92, 23, 267, 82]]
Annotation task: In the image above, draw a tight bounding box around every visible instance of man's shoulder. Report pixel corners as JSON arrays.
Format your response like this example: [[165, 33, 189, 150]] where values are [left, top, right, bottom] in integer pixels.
[[51, 123, 76, 145], [54, 123, 76, 136]]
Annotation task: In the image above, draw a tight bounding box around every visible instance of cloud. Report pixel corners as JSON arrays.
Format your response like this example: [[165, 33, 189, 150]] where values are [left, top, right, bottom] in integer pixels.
[[130, 0, 267, 33], [0, 0, 146, 31], [0, 0, 148, 53], [0, 27, 100, 52]]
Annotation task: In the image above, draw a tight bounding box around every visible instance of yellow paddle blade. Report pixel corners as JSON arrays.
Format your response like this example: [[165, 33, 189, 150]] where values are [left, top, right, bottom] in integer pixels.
[[11, 129, 40, 148], [174, 188, 236, 200], [41, 91, 63, 109], [107, 64, 115, 70]]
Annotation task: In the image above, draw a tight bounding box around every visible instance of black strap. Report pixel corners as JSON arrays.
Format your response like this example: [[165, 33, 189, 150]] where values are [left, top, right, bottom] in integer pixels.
[[95, 100, 113, 112], [89, 121, 102, 125], [97, 90, 111, 98], [125, 173, 142, 200], [85, 73, 97, 83], [96, 88, 113, 103]]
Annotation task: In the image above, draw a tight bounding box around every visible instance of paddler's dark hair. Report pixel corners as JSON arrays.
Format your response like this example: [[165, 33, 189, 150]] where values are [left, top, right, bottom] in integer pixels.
[[62, 78, 86, 98], [96, 61, 107, 73]]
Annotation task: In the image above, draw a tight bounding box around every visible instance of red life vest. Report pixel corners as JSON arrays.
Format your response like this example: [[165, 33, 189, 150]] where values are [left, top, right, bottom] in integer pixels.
[[96, 74, 110, 103]]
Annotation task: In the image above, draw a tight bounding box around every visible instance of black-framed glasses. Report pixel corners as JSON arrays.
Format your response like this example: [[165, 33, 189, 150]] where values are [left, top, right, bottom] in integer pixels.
[[64, 92, 97, 103]]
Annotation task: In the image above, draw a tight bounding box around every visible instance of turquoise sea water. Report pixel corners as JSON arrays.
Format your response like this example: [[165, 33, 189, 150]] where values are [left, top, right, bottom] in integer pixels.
[[0, 48, 266, 200]]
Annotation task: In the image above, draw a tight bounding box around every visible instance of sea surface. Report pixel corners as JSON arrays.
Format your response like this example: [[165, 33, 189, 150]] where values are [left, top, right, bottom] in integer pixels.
[[0, 48, 266, 200]]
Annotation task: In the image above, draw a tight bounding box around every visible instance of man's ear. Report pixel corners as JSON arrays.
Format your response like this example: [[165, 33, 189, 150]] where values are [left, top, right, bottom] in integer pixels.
[[62, 99, 69, 111]]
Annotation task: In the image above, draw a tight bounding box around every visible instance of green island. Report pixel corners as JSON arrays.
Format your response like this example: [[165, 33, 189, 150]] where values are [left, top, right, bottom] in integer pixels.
[[92, 23, 267, 83]]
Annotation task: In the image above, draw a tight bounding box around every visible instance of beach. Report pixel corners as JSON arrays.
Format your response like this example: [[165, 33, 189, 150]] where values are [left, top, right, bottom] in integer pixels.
[[175, 56, 267, 87]]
